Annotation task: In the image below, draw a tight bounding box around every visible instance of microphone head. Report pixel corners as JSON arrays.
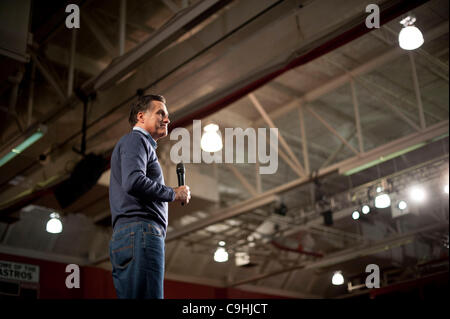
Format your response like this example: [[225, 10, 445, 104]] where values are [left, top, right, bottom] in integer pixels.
[[176, 162, 185, 174]]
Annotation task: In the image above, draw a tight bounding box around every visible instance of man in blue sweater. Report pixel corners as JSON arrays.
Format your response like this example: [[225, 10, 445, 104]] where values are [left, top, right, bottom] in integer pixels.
[[109, 94, 190, 299]]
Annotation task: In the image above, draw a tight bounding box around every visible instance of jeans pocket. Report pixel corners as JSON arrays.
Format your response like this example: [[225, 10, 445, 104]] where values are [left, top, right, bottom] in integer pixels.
[[110, 232, 135, 269], [143, 223, 163, 238]]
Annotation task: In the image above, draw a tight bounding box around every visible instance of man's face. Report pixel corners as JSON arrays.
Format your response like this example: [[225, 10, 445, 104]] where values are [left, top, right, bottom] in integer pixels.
[[137, 101, 170, 140]]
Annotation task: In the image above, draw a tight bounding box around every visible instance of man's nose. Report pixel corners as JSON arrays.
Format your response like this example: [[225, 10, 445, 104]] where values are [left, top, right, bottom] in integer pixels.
[[164, 117, 170, 124]]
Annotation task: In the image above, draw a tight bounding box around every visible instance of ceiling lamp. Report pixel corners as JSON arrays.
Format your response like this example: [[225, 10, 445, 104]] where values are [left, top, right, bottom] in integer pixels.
[[352, 210, 360, 220], [214, 247, 228, 262], [375, 194, 391, 208], [46, 212, 63, 234], [398, 200, 408, 210], [361, 205, 370, 215], [374, 184, 391, 209], [200, 123, 222, 152], [332, 271, 344, 285], [398, 16, 424, 50], [409, 185, 426, 203]]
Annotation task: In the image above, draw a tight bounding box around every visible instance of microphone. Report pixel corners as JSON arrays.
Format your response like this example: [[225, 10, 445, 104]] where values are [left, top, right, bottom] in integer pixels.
[[176, 163, 185, 205]]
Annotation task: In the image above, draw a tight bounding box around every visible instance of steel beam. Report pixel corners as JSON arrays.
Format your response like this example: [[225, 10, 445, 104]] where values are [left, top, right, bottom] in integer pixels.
[[170, 0, 432, 130], [45, 44, 108, 76], [67, 29, 77, 97], [84, 0, 230, 92], [320, 129, 356, 169], [306, 106, 359, 155], [228, 223, 447, 287], [119, 0, 127, 56], [8, 70, 24, 132], [255, 160, 262, 193], [166, 120, 448, 244], [225, 164, 258, 197], [356, 78, 422, 132], [249, 93, 306, 176], [409, 52, 426, 130], [383, 24, 450, 76], [254, 22, 449, 127], [270, 138, 303, 178], [350, 79, 364, 153], [27, 62, 35, 128], [298, 103, 310, 174], [31, 53, 66, 101], [324, 54, 443, 124], [82, 12, 116, 54], [337, 120, 448, 175], [94, 9, 155, 34], [162, 0, 179, 13]]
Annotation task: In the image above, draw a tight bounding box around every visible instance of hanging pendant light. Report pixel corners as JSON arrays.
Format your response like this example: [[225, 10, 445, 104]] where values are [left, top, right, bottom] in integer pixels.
[[46, 212, 63, 234], [200, 123, 223, 152], [398, 16, 424, 50]]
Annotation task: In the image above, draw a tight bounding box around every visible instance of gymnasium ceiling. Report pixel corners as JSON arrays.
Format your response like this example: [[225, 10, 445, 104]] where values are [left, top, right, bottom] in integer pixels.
[[0, 0, 448, 298]]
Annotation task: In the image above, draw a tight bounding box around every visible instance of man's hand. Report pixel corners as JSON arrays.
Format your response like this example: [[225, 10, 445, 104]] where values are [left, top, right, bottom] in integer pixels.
[[173, 185, 191, 204]]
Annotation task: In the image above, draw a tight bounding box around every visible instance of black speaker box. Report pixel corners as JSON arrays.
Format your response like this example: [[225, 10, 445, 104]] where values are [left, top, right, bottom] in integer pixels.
[[54, 153, 109, 208], [321, 210, 333, 226]]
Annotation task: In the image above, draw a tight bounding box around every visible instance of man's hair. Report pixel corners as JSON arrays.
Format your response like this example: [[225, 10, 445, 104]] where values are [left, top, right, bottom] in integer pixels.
[[128, 94, 166, 126]]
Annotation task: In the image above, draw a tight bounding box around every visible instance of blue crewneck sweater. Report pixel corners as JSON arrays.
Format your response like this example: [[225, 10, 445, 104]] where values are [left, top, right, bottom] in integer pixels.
[[109, 128, 175, 231]]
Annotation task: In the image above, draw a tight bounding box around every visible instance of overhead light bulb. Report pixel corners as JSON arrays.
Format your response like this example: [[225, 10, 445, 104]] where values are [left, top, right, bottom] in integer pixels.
[[201, 123, 223, 152], [352, 211, 360, 220], [362, 205, 370, 214], [214, 247, 228, 262], [409, 186, 426, 203], [46, 212, 63, 234], [398, 200, 408, 210], [332, 271, 344, 285], [375, 193, 391, 208], [398, 16, 424, 50]]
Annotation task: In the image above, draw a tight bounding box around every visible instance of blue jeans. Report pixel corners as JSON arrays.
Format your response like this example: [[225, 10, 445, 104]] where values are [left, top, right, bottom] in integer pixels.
[[109, 220, 165, 299]]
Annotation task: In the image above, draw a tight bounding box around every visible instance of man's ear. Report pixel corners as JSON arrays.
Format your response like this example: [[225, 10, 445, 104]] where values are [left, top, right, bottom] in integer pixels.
[[137, 111, 143, 123]]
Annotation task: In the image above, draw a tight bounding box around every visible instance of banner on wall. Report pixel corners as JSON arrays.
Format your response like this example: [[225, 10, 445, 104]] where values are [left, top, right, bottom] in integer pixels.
[[0, 260, 40, 283]]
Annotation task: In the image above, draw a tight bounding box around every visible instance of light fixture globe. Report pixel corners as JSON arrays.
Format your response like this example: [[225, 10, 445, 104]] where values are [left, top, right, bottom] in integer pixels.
[[409, 186, 426, 203], [375, 193, 391, 208], [46, 213, 63, 234], [201, 123, 223, 152], [362, 205, 370, 215], [398, 200, 408, 210], [214, 247, 228, 262], [399, 25, 424, 50], [332, 271, 344, 285]]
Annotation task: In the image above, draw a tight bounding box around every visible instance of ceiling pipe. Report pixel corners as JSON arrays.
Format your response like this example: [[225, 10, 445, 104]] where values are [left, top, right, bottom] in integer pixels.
[[271, 240, 323, 258], [169, 0, 430, 130], [81, 0, 232, 93]]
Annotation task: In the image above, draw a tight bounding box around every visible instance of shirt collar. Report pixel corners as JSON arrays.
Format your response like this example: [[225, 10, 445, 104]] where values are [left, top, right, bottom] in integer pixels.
[[133, 127, 157, 149]]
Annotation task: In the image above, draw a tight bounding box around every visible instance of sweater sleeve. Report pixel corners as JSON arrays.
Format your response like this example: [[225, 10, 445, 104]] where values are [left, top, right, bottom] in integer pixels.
[[120, 134, 175, 202]]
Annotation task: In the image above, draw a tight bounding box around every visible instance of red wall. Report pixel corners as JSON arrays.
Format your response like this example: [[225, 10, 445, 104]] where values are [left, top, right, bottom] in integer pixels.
[[0, 253, 290, 299]]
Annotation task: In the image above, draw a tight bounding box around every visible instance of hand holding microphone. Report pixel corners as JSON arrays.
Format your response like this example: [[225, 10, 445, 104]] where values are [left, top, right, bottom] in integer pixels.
[[174, 163, 191, 205]]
